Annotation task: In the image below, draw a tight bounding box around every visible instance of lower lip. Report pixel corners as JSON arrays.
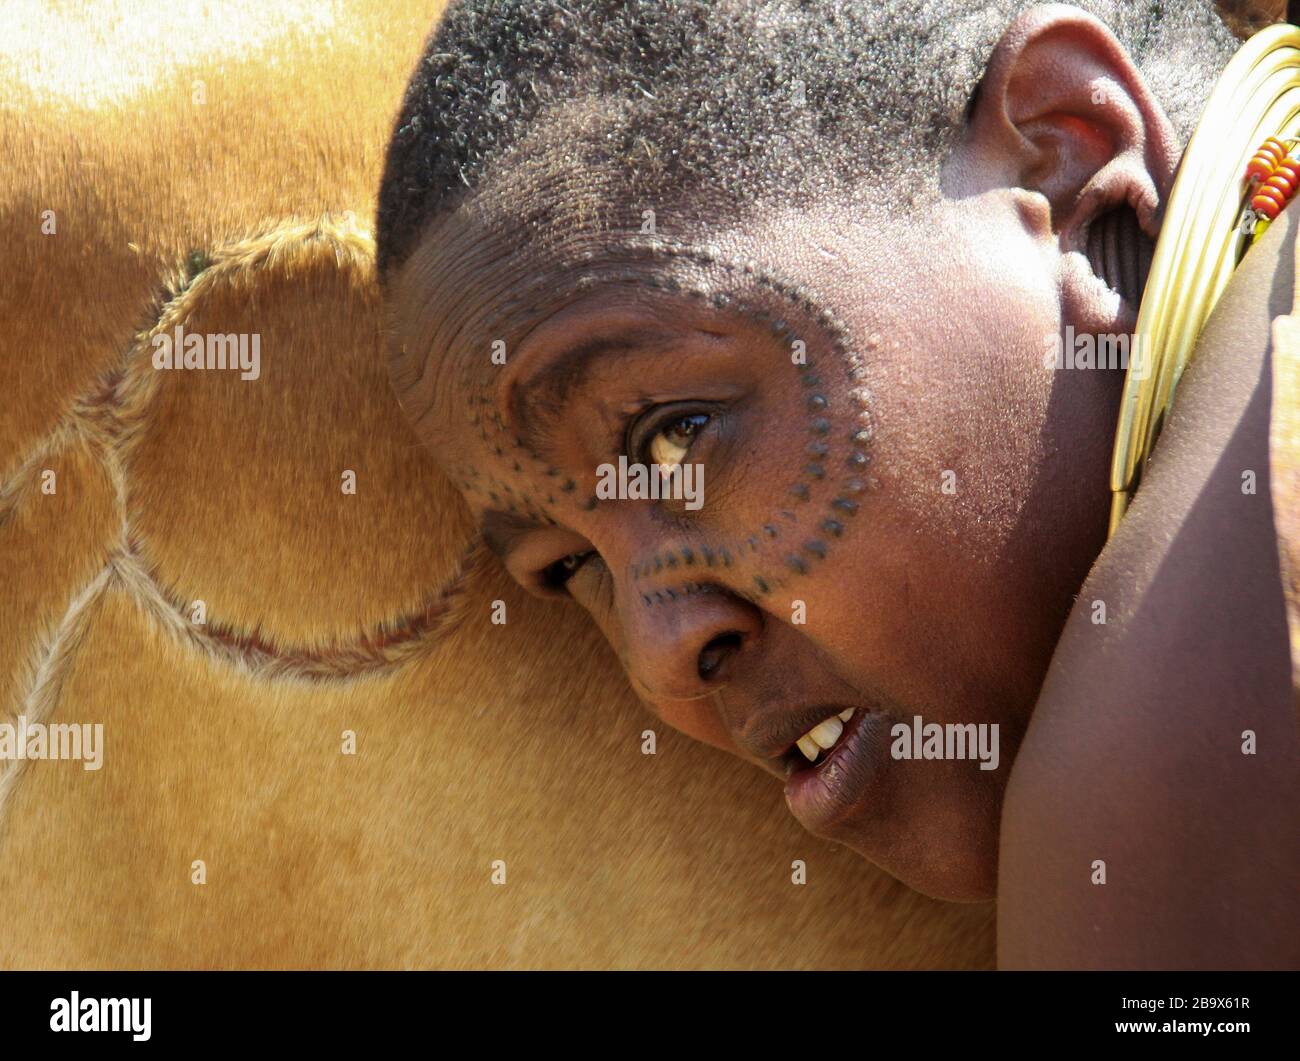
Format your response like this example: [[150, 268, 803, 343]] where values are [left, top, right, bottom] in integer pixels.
[[782, 708, 883, 833]]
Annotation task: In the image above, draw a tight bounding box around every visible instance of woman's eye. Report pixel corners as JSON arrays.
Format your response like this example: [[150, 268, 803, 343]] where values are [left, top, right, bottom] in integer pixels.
[[646, 413, 711, 472], [541, 551, 593, 590]]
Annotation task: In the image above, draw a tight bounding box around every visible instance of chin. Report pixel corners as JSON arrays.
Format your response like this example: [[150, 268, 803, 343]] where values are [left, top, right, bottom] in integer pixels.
[[842, 829, 1000, 903], [780, 707, 1003, 901]]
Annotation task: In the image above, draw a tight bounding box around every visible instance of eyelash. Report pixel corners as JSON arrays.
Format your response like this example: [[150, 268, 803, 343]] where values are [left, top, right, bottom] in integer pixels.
[[625, 403, 716, 467]]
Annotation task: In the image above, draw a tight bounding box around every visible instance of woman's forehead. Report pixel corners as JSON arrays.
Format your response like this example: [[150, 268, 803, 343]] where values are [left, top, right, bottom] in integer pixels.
[[394, 191, 896, 367]]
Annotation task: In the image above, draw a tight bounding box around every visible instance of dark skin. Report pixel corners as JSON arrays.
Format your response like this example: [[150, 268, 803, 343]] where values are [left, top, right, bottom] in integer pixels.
[[388, 6, 1299, 960], [1000, 188, 1300, 969]]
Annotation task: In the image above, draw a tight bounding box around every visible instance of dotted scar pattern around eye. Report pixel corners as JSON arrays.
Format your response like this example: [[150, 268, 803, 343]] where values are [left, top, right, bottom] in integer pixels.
[[453, 237, 875, 601]]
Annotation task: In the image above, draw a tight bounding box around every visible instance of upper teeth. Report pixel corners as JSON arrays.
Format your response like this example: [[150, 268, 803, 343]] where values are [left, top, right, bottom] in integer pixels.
[[795, 709, 855, 763]]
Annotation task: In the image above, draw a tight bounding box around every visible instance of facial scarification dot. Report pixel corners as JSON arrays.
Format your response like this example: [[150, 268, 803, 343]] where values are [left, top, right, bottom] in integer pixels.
[[763, 524, 777, 538], [789, 483, 809, 500], [810, 418, 830, 435], [853, 428, 872, 444], [754, 575, 770, 594], [807, 441, 828, 456], [833, 497, 859, 514], [807, 394, 827, 411], [785, 554, 808, 575], [803, 539, 827, 558], [805, 463, 824, 479], [821, 518, 844, 537], [848, 452, 869, 468], [682, 547, 695, 565], [666, 553, 678, 568]]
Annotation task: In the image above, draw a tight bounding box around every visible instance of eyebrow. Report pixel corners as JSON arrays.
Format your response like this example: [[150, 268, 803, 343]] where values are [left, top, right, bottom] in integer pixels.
[[509, 325, 678, 443]]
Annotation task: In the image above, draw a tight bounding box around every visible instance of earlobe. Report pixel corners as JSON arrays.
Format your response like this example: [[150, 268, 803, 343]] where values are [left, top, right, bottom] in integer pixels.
[[964, 5, 1178, 245]]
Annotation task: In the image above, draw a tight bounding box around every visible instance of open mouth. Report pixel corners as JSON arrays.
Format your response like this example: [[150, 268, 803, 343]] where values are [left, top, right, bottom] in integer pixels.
[[782, 707, 857, 774], [780, 706, 881, 833]]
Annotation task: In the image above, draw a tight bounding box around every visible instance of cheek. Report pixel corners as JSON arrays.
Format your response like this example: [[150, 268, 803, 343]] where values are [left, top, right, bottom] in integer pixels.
[[858, 234, 1058, 547]]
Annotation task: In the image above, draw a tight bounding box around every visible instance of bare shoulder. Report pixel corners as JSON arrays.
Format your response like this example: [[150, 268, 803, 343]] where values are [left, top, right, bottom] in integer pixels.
[[997, 209, 1300, 969]]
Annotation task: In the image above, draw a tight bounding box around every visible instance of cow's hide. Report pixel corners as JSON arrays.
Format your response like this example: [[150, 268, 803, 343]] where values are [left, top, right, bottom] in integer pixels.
[[0, 0, 994, 968]]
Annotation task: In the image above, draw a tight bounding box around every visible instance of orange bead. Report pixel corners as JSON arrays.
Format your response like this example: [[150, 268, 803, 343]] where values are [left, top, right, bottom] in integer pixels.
[[1265, 136, 1289, 153], [1252, 193, 1282, 219], [1258, 142, 1285, 161], [1266, 174, 1296, 199], [1247, 156, 1276, 181], [1256, 184, 1287, 208], [1277, 159, 1300, 183]]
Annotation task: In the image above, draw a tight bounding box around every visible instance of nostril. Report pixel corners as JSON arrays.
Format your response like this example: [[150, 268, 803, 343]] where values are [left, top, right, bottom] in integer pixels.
[[697, 631, 744, 681]]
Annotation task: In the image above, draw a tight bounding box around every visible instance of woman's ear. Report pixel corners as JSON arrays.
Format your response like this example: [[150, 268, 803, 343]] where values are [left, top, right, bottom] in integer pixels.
[[965, 4, 1179, 234], [954, 4, 1181, 323]]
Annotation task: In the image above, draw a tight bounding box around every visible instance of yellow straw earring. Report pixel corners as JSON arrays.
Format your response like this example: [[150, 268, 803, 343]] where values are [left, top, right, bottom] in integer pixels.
[[1108, 22, 1300, 535]]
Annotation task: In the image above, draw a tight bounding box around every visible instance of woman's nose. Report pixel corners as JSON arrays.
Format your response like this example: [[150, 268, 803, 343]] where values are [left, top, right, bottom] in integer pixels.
[[620, 586, 763, 704], [697, 631, 744, 680]]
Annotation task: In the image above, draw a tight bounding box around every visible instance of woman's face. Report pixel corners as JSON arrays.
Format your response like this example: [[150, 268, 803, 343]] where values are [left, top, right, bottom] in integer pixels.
[[390, 188, 1121, 900]]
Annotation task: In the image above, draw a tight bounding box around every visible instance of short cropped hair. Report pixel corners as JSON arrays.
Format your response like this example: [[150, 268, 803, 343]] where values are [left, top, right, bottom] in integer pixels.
[[377, 0, 1239, 277]]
